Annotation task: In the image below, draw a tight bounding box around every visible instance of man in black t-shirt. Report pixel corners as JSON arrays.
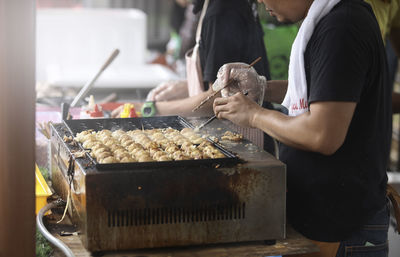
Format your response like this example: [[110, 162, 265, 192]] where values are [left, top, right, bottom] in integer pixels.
[[213, 0, 391, 256]]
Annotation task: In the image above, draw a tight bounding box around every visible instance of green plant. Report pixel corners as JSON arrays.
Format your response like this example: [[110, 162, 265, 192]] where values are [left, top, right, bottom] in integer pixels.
[[36, 228, 53, 257], [38, 166, 50, 183]]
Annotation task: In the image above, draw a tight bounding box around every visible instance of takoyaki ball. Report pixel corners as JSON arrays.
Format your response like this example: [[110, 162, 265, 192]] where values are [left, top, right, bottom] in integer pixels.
[[164, 128, 176, 134], [157, 155, 172, 161], [157, 139, 170, 148], [111, 129, 125, 139], [180, 127, 193, 135], [180, 141, 195, 151], [134, 149, 148, 158], [82, 139, 97, 149], [92, 147, 109, 158], [176, 138, 191, 146], [189, 150, 203, 159], [171, 151, 189, 160], [127, 130, 141, 136], [99, 156, 116, 164], [121, 139, 135, 147], [137, 155, 153, 162], [97, 151, 112, 160], [165, 144, 179, 154], [187, 135, 203, 144], [142, 141, 159, 149], [115, 152, 131, 161], [113, 148, 127, 156], [82, 133, 97, 143], [198, 141, 213, 150], [76, 130, 94, 142], [119, 134, 131, 142], [152, 151, 167, 160], [126, 143, 143, 152], [91, 143, 107, 152], [129, 147, 143, 156], [213, 152, 225, 158], [120, 156, 136, 163], [104, 139, 118, 147], [148, 147, 162, 156], [98, 129, 112, 137]]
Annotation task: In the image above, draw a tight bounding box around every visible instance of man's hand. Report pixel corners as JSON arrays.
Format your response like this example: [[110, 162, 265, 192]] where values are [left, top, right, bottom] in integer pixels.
[[212, 62, 266, 105], [213, 92, 261, 128], [146, 80, 188, 102]]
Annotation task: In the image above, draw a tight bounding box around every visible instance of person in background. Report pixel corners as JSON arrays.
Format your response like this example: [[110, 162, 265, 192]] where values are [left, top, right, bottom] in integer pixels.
[[364, 0, 400, 172], [148, 0, 200, 102], [365, 0, 400, 114], [114, 0, 275, 153], [213, 0, 396, 256], [146, 0, 271, 104]]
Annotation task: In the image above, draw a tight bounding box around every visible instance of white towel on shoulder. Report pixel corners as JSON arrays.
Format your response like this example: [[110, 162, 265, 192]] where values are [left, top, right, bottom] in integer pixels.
[[281, 0, 341, 116]]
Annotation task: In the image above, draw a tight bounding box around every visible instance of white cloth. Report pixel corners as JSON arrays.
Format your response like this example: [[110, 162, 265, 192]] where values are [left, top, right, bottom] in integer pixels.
[[282, 0, 341, 116]]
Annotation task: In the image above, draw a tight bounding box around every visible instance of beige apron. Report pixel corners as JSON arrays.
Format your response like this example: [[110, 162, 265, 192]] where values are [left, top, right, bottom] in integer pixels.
[[185, 0, 209, 97]]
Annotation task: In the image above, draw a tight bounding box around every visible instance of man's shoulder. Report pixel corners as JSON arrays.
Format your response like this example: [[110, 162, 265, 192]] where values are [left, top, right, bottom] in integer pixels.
[[321, 0, 376, 27], [313, 0, 380, 41]]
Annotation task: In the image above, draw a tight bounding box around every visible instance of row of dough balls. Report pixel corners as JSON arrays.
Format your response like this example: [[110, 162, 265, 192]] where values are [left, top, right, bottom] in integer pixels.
[[75, 128, 225, 164]]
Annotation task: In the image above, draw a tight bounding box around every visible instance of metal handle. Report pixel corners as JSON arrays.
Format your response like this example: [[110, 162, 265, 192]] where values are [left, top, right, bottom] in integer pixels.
[[70, 49, 120, 107]]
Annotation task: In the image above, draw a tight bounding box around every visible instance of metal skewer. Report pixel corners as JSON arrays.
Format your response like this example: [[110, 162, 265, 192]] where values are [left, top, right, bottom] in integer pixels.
[[195, 91, 248, 131], [71, 48, 120, 107]]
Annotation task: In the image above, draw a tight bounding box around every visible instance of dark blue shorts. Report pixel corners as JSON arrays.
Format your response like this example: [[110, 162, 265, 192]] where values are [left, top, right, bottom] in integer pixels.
[[336, 203, 390, 257]]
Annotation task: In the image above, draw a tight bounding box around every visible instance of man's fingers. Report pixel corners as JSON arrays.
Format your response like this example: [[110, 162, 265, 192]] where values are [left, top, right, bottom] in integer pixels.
[[213, 96, 236, 120], [147, 82, 173, 101], [154, 86, 174, 101], [213, 96, 230, 106], [217, 63, 248, 84]]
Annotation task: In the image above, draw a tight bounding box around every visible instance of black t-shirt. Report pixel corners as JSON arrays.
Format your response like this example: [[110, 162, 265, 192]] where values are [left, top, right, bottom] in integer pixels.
[[280, 0, 391, 241], [198, 0, 270, 88]]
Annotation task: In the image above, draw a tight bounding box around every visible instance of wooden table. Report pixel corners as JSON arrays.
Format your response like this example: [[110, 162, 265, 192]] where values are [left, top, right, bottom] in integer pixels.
[[47, 213, 318, 257]]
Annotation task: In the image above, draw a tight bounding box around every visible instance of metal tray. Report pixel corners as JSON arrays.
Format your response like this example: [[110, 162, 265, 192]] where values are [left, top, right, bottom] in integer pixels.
[[63, 116, 240, 170]]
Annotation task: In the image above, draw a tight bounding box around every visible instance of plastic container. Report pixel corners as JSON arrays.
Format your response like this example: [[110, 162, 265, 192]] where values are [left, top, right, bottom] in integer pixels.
[[120, 103, 139, 118], [35, 164, 52, 215], [80, 95, 104, 119]]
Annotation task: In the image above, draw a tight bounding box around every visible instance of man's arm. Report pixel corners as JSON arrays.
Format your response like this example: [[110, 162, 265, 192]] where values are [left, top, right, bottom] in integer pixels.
[[214, 93, 356, 155], [156, 83, 216, 117]]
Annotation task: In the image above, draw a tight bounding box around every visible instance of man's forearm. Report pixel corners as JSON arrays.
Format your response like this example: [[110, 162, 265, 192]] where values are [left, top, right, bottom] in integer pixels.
[[156, 87, 216, 117], [264, 80, 288, 104]]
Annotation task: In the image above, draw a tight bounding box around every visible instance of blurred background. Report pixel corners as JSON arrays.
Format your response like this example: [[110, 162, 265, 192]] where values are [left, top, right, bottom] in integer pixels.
[[35, 0, 298, 103]]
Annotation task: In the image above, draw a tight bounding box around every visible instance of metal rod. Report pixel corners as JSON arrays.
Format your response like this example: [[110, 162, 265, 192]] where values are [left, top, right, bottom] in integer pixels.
[[196, 115, 217, 131], [195, 92, 248, 131], [70, 49, 120, 107]]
